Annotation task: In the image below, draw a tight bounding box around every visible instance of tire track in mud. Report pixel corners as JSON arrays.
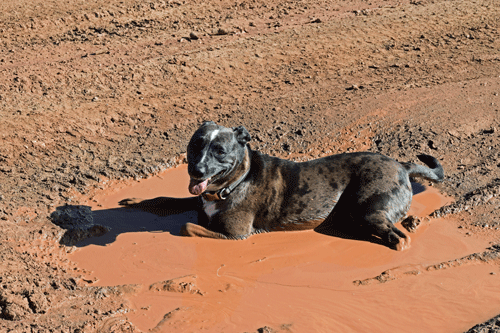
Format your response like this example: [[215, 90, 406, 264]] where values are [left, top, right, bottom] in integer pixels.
[[0, 0, 401, 45], [353, 244, 500, 286], [1, 0, 499, 218]]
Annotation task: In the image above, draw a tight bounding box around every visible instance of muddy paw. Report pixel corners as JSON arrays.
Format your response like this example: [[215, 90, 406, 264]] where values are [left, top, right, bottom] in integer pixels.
[[394, 235, 411, 251], [118, 198, 143, 206], [179, 223, 192, 236], [180, 222, 227, 239]]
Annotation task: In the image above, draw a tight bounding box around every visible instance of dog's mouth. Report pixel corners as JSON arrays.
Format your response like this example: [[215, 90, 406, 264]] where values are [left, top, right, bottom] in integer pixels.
[[188, 178, 209, 196], [188, 170, 226, 196]]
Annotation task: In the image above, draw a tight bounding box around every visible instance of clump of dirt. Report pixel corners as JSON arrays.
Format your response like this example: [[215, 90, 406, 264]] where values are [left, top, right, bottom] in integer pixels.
[[50, 205, 110, 245], [432, 179, 500, 219], [149, 275, 204, 296], [401, 215, 423, 233]]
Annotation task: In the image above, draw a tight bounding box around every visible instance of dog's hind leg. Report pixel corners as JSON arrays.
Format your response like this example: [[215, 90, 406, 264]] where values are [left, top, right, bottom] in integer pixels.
[[180, 222, 228, 239], [364, 211, 411, 251]]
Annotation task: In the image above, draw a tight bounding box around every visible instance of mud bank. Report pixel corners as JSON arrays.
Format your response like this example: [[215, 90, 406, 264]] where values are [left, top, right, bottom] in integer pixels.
[[70, 166, 500, 332]]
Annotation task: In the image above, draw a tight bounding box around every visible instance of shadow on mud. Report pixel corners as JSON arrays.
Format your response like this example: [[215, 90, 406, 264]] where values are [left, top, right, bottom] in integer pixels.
[[411, 181, 425, 195], [51, 182, 426, 248], [50, 205, 198, 247]]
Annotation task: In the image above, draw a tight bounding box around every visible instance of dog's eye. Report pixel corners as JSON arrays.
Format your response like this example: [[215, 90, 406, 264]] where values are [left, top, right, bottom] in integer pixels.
[[213, 146, 226, 156]]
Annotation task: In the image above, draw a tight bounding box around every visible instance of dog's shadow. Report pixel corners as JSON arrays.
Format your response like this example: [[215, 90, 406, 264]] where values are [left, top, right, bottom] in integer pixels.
[[50, 204, 198, 247], [52, 182, 425, 248]]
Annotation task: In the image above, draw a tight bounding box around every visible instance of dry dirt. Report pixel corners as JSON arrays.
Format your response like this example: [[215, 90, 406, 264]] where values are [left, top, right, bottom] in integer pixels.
[[1, 0, 500, 332]]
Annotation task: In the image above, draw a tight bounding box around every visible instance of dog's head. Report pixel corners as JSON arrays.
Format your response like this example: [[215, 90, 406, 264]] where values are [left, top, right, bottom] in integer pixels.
[[187, 121, 251, 195]]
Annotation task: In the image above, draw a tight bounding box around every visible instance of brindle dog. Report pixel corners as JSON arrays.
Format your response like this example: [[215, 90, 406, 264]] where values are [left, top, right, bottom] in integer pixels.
[[120, 121, 444, 250]]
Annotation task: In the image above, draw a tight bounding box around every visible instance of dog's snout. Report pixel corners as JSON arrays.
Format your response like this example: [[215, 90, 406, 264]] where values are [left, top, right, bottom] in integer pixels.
[[189, 163, 207, 179]]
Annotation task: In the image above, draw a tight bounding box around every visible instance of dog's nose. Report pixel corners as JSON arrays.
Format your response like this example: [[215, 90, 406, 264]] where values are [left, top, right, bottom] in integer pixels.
[[189, 164, 207, 179]]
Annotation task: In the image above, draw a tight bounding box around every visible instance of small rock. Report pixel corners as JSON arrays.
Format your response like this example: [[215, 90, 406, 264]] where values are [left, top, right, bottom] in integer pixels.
[[214, 28, 228, 36], [0, 293, 31, 320], [448, 129, 461, 138], [92, 97, 99, 102], [189, 32, 199, 40]]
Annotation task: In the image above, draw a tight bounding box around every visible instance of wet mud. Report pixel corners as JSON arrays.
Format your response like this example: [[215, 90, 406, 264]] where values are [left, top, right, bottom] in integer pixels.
[[69, 166, 500, 332]]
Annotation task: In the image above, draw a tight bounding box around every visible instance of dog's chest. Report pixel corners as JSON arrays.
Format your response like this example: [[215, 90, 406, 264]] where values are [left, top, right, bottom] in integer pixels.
[[201, 197, 220, 219]]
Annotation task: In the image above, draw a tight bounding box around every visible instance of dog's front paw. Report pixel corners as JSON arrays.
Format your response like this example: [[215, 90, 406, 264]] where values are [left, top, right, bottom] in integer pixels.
[[118, 198, 143, 206], [394, 235, 411, 251], [385, 226, 412, 251]]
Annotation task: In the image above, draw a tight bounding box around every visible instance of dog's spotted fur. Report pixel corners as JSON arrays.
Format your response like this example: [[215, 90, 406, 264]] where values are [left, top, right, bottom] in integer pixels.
[[120, 121, 444, 250]]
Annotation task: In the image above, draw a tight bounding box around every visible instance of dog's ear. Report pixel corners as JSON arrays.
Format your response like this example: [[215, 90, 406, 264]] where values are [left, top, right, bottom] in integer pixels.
[[232, 126, 251, 145]]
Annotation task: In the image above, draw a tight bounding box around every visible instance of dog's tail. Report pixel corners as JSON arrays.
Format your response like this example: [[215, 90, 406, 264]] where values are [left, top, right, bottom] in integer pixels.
[[403, 154, 444, 183]]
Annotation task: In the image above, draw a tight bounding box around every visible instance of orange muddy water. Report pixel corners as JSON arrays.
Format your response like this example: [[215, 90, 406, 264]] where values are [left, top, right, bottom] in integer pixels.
[[71, 165, 500, 332]]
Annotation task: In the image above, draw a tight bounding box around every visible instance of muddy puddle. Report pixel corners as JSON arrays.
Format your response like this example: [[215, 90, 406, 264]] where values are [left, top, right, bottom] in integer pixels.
[[70, 165, 500, 332]]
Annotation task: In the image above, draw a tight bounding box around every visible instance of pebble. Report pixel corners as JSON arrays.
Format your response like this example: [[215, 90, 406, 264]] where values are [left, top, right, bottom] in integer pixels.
[[214, 28, 228, 36], [189, 32, 199, 40]]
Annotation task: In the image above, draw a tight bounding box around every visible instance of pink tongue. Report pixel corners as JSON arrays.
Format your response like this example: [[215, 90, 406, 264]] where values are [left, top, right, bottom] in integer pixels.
[[188, 178, 209, 196]]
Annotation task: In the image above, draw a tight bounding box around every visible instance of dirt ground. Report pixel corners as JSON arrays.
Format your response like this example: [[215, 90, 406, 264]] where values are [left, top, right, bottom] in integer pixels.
[[1, 0, 500, 331]]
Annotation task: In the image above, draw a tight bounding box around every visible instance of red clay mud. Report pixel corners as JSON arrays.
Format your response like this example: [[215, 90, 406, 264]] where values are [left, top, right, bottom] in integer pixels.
[[70, 166, 500, 332]]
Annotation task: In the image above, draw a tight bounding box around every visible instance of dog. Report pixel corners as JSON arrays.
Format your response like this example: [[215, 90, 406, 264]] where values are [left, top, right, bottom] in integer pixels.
[[120, 121, 444, 250]]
